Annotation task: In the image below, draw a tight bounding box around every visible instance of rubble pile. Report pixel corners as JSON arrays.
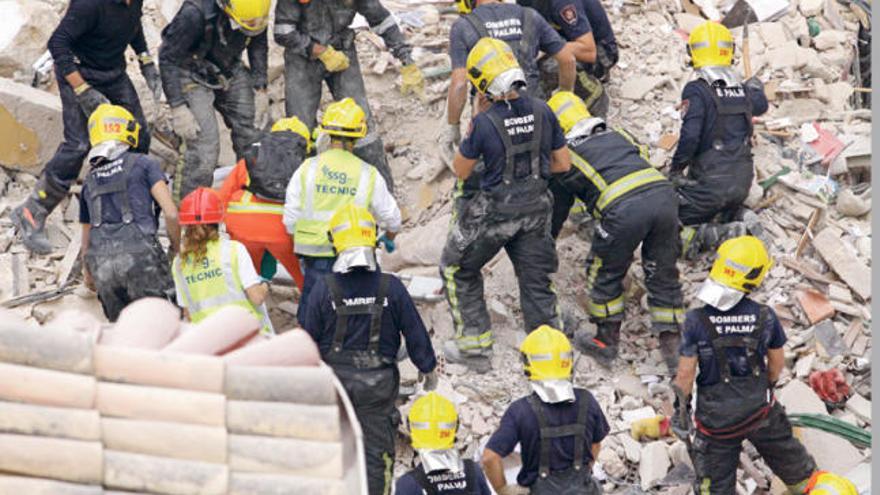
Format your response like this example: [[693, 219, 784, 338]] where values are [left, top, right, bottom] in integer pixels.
[[0, 0, 871, 492]]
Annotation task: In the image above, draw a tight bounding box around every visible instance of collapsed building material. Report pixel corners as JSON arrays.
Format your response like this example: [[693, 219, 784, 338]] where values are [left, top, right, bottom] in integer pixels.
[[811, 227, 872, 300], [0, 362, 96, 408], [224, 365, 338, 405], [103, 450, 228, 495], [95, 382, 226, 426], [0, 401, 100, 440], [94, 345, 225, 393], [0, 433, 103, 484], [227, 401, 341, 441], [101, 418, 228, 463], [0, 321, 93, 373], [228, 434, 345, 478]]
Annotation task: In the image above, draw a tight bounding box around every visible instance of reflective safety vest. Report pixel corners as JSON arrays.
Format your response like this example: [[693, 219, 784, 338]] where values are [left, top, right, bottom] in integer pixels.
[[225, 190, 289, 243], [173, 237, 273, 334], [294, 148, 376, 257]]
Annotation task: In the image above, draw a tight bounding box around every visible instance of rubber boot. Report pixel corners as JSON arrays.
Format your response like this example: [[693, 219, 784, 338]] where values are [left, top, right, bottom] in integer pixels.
[[658, 330, 681, 374], [442, 340, 491, 373], [10, 176, 66, 255], [574, 320, 621, 367]]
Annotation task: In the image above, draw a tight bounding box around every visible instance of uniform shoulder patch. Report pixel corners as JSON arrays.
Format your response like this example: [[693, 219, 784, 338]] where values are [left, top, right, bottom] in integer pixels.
[[559, 4, 578, 25], [678, 99, 690, 118]]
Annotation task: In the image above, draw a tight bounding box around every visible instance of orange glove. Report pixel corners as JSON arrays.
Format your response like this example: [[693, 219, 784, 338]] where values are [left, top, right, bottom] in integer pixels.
[[630, 415, 671, 441]]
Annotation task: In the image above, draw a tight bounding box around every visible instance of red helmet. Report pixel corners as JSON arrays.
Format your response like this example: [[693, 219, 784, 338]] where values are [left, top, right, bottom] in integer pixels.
[[179, 187, 224, 225]]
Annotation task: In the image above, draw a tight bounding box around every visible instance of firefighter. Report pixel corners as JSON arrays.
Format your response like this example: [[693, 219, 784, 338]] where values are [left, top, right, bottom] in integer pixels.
[[440, 0, 575, 164], [217, 117, 312, 290], [172, 187, 273, 334], [671, 21, 768, 258], [283, 98, 401, 325], [672, 236, 819, 494], [273, 0, 423, 191], [159, 0, 271, 201], [482, 326, 609, 495], [440, 39, 571, 372], [518, 0, 618, 117], [395, 392, 493, 494], [546, 91, 684, 372], [13, 0, 158, 254], [80, 104, 178, 322], [300, 204, 437, 495]]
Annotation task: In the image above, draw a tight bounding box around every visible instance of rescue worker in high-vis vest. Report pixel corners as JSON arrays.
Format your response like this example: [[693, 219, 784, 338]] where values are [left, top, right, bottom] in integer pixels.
[[546, 92, 684, 372], [172, 187, 273, 334], [482, 326, 609, 495], [80, 104, 179, 322], [518, 0, 618, 117], [440, 0, 575, 165], [671, 21, 768, 258], [440, 39, 571, 373], [395, 392, 493, 495], [672, 236, 821, 494], [217, 116, 312, 290], [283, 98, 401, 325], [300, 204, 437, 495]]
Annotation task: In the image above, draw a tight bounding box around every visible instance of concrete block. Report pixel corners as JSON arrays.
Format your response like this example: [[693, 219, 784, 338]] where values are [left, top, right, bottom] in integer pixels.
[[229, 472, 346, 495], [381, 212, 450, 272], [164, 305, 259, 355], [0, 77, 62, 171], [223, 329, 321, 367], [0, 401, 100, 440], [225, 365, 337, 405], [669, 440, 693, 470], [0, 362, 96, 409], [757, 22, 789, 49], [107, 297, 181, 349], [104, 450, 228, 495], [639, 441, 670, 491], [94, 346, 224, 392], [229, 434, 344, 479], [0, 1, 59, 78], [101, 418, 228, 463], [799, 0, 823, 16], [0, 434, 103, 484], [619, 433, 641, 463], [0, 320, 94, 373], [845, 394, 870, 424], [813, 30, 852, 51], [795, 289, 835, 324], [0, 475, 102, 495], [620, 76, 666, 100], [674, 13, 705, 32], [812, 227, 871, 300], [227, 400, 341, 441], [96, 382, 226, 426]]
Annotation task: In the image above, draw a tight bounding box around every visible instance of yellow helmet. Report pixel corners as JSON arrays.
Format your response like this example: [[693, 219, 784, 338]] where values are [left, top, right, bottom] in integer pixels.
[[88, 104, 140, 148], [456, 0, 476, 14], [466, 38, 526, 97], [547, 91, 592, 135], [319, 98, 368, 138], [688, 21, 734, 68], [271, 116, 313, 153], [709, 236, 772, 294], [409, 392, 458, 450], [519, 325, 573, 381], [805, 471, 858, 495], [221, 0, 271, 35], [329, 204, 377, 253]]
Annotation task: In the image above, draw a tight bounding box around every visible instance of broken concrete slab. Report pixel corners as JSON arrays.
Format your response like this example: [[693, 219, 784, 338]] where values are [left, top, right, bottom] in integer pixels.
[[845, 393, 870, 424], [757, 22, 790, 49], [639, 441, 670, 491], [0, 78, 63, 172], [835, 189, 870, 217], [0, 1, 60, 78], [620, 76, 667, 100], [813, 30, 852, 51], [799, 0, 823, 16], [813, 320, 846, 357], [619, 432, 642, 463], [811, 227, 871, 300], [795, 289, 835, 324]]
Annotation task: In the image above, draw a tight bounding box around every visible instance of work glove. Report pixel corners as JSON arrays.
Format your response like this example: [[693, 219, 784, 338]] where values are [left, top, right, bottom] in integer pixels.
[[744, 75, 764, 93], [630, 415, 671, 441], [317, 45, 350, 73], [439, 123, 461, 171], [497, 485, 530, 495], [254, 89, 270, 130], [809, 369, 851, 408], [138, 53, 163, 102], [671, 385, 693, 440], [419, 371, 438, 391], [171, 104, 201, 141], [400, 63, 425, 97], [75, 83, 110, 118], [377, 234, 396, 253]]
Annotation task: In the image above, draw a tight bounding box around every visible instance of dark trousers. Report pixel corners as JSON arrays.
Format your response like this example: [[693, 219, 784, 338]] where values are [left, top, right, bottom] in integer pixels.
[[692, 403, 816, 494], [174, 64, 259, 201], [46, 66, 150, 192], [282, 49, 393, 192], [296, 255, 336, 325], [585, 186, 683, 331], [440, 193, 560, 355]]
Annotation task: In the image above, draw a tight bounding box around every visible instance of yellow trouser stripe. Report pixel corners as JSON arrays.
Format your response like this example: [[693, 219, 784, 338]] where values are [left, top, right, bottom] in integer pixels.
[[456, 330, 494, 350], [586, 256, 602, 291], [588, 295, 625, 318], [650, 306, 685, 323], [442, 265, 464, 333], [595, 168, 667, 212]]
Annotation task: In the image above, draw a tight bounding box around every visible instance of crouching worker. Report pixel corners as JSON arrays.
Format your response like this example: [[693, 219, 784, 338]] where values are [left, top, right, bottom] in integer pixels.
[[300, 204, 437, 495], [482, 326, 609, 495], [172, 187, 273, 334], [219, 116, 312, 290], [396, 392, 493, 494], [672, 236, 822, 494], [80, 104, 179, 321]]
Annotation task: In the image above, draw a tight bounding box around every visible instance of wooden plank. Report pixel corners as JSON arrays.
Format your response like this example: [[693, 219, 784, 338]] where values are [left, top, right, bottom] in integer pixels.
[[104, 451, 228, 495], [0, 434, 102, 484], [228, 434, 344, 479], [812, 227, 872, 300], [795, 207, 822, 258], [227, 401, 341, 441], [0, 362, 96, 409], [101, 418, 227, 463], [0, 320, 94, 373], [94, 346, 224, 392], [96, 382, 225, 426], [0, 401, 100, 440]]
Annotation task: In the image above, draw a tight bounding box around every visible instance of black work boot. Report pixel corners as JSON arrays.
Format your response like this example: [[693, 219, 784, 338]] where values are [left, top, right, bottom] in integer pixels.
[[10, 177, 66, 255], [442, 340, 491, 373], [658, 330, 682, 374], [574, 321, 621, 367]]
